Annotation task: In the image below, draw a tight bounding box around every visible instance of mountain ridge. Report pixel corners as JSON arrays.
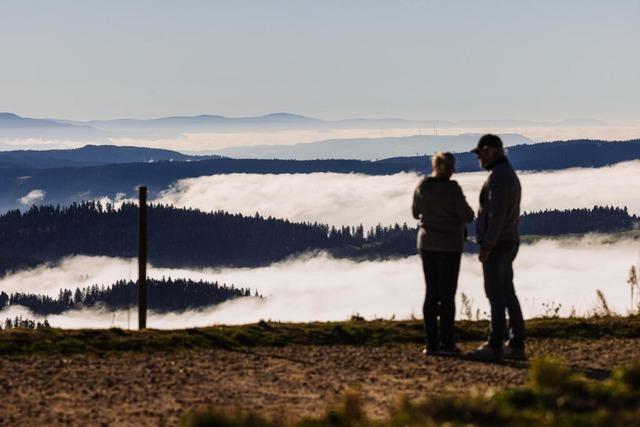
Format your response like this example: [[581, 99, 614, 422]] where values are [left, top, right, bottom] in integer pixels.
[[62, 115, 614, 132], [0, 144, 208, 169], [213, 133, 534, 160], [0, 139, 638, 211]]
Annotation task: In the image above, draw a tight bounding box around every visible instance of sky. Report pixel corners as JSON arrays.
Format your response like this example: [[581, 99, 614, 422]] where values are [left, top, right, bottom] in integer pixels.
[[1, 0, 639, 122]]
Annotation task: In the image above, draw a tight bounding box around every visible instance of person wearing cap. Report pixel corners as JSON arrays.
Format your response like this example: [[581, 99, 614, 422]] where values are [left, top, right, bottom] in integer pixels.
[[468, 134, 526, 361], [412, 152, 474, 355]]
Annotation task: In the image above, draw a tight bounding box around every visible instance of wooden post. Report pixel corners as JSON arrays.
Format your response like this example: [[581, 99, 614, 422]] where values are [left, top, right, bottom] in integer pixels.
[[138, 186, 148, 329]]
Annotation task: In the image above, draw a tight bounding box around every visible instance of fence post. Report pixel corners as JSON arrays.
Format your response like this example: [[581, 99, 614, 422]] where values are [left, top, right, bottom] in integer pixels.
[[138, 186, 148, 329]]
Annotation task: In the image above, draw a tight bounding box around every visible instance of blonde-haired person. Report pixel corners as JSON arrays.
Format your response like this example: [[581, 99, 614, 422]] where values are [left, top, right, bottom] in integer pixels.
[[412, 152, 474, 355]]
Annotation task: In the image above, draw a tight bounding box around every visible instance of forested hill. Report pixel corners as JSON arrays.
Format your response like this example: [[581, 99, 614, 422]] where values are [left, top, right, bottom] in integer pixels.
[[1, 139, 639, 211], [0, 158, 409, 210], [519, 206, 638, 235], [378, 139, 640, 172], [0, 145, 203, 169], [0, 203, 636, 275], [0, 278, 257, 315]]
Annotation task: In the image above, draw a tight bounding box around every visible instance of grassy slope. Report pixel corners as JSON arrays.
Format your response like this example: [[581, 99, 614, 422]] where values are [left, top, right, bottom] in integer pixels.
[[4, 317, 640, 426], [2, 316, 640, 356]]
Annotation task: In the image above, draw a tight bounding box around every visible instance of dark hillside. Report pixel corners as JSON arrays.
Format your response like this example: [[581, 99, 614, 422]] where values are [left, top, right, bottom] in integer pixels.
[[1, 139, 639, 210], [0, 145, 201, 168], [380, 139, 640, 172], [0, 203, 635, 275]]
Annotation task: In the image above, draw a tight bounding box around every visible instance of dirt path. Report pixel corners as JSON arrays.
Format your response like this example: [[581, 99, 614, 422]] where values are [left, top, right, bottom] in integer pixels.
[[1, 338, 638, 426]]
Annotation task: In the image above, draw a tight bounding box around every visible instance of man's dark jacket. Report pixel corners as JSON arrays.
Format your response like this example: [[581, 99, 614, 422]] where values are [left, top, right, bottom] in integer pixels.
[[476, 157, 521, 249]]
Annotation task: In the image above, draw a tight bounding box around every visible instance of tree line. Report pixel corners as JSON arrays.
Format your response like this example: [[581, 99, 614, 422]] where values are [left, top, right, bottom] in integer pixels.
[[0, 202, 636, 275], [0, 277, 257, 315], [2, 316, 51, 330], [519, 206, 637, 236]]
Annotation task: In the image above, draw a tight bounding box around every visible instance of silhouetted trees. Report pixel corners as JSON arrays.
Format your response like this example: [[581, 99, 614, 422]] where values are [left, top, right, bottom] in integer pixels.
[[0, 202, 636, 275], [0, 201, 418, 272], [1, 278, 257, 315], [519, 206, 637, 235], [380, 139, 640, 173], [2, 316, 50, 329]]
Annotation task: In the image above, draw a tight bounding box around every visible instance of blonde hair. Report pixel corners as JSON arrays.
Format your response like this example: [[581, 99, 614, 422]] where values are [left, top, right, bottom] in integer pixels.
[[431, 151, 455, 176]]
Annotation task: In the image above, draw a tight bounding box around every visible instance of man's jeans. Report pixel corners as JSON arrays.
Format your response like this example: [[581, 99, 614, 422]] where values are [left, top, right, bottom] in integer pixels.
[[421, 250, 462, 350], [483, 241, 525, 350]]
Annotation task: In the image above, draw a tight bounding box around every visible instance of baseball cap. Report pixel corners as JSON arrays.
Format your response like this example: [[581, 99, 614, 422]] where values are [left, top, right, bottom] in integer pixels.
[[471, 134, 503, 154]]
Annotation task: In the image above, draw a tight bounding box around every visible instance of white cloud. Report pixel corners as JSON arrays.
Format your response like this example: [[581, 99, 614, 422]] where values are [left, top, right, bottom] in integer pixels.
[[154, 172, 420, 228], [1, 236, 637, 329], [18, 189, 46, 205], [0, 256, 136, 298], [151, 161, 640, 228], [458, 161, 640, 217]]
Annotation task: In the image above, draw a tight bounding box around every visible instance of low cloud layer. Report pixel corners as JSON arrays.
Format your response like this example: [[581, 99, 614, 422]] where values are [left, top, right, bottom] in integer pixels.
[[4, 124, 639, 154], [97, 125, 640, 153], [18, 189, 46, 205], [155, 172, 420, 228], [153, 161, 640, 228], [0, 256, 135, 298], [1, 236, 637, 329]]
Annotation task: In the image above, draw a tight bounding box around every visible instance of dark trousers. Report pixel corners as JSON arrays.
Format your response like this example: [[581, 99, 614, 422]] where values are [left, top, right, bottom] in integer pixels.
[[420, 250, 461, 350], [483, 241, 525, 350]]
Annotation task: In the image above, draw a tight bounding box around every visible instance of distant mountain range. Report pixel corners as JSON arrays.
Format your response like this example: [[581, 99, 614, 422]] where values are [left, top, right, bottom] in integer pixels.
[[0, 112, 105, 142], [213, 133, 534, 160], [0, 139, 638, 212], [0, 111, 611, 141], [0, 112, 73, 129]]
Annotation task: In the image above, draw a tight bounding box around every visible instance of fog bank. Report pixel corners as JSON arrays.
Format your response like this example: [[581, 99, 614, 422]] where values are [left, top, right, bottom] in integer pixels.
[[1, 236, 638, 329], [153, 161, 640, 228]]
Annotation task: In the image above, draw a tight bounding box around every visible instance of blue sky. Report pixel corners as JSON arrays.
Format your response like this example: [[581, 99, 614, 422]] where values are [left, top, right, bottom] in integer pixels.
[[1, 0, 638, 121]]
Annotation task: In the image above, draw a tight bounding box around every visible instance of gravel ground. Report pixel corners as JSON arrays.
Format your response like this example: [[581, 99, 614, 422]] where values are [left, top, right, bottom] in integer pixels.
[[1, 338, 639, 426]]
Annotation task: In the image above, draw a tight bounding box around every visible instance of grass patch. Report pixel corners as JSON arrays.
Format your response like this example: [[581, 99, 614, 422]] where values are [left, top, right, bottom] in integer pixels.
[[183, 358, 640, 426], [1, 316, 640, 356]]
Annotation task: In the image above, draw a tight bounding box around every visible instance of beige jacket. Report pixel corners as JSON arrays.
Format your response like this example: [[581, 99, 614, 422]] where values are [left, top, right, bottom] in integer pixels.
[[412, 177, 475, 252]]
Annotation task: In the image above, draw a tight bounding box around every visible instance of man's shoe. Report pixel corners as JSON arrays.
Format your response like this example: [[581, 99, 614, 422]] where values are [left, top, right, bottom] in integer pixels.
[[504, 346, 527, 361], [439, 344, 462, 356], [422, 346, 440, 356], [467, 343, 503, 362]]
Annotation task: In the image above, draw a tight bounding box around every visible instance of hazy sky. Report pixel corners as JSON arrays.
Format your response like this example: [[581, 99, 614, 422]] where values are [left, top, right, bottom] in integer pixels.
[[1, 1, 639, 121]]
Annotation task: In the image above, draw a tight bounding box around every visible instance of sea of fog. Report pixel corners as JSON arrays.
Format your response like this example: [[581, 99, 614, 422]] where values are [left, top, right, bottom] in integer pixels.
[[151, 161, 640, 228], [1, 236, 638, 329], [2, 161, 640, 328]]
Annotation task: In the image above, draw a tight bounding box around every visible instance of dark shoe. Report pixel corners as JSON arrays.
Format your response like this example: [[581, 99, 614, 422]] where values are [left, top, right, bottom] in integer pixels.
[[504, 346, 527, 361], [467, 342, 503, 362], [439, 344, 462, 356]]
